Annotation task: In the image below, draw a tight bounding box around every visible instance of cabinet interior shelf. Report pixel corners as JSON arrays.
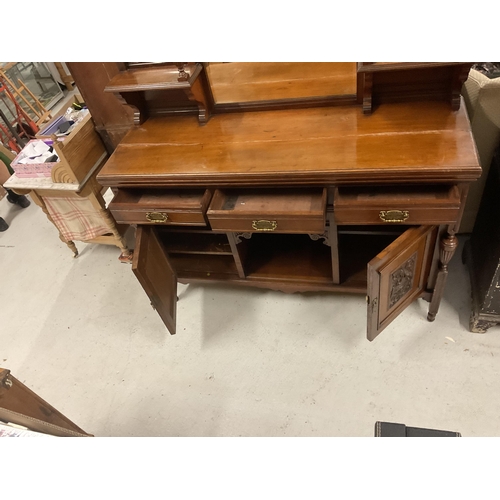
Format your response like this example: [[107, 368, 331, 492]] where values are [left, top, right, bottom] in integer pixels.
[[159, 231, 231, 255]]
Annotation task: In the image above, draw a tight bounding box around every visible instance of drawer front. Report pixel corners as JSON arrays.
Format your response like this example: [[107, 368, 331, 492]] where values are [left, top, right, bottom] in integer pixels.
[[111, 209, 207, 226], [208, 216, 326, 233], [109, 189, 212, 226], [334, 207, 460, 225], [207, 188, 327, 234], [333, 185, 461, 225]]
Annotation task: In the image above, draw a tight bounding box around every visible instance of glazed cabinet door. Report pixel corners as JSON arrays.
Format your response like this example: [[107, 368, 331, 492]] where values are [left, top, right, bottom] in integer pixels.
[[367, 226, 437, 341], [132, 226, 177, 335]]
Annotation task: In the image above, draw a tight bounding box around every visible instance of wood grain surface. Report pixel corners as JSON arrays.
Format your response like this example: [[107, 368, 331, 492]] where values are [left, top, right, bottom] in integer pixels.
[[98, 100, 481, 187], [207, 62, 357, 103]]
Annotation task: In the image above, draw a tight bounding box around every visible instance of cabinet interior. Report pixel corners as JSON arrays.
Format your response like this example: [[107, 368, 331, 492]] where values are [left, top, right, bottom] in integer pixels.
[[154, 223, 411, 291]]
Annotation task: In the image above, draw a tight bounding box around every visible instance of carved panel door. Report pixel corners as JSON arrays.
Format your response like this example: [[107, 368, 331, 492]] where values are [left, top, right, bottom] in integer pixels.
[[132, 226, 177, 335], [367, 226, 437, 341]]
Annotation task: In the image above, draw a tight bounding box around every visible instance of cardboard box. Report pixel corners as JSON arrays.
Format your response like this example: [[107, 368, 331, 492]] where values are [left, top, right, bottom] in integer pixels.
[[10, 139, 59, 178], [36, 94, 84, 140]]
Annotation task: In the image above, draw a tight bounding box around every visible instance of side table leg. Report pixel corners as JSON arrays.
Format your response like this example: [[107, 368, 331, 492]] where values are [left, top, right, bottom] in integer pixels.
[[427, 232, 458, 322], [64, 238, 78, 258], [118, 249, 133, 263]]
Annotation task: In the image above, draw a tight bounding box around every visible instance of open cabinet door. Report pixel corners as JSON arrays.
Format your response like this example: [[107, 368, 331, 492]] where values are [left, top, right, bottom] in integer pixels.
[[367, 226, 437, 341], [132, 226, 177, 334]]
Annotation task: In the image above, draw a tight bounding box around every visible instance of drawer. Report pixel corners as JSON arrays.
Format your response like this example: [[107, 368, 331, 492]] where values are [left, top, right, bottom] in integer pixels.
[[109, 189, 212, 226], [333, 185, 461, 225], [207, 188, 327, 233]]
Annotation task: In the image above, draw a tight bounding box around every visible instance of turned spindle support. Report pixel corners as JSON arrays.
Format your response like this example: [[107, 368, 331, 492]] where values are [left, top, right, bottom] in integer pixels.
[[427, 232, 458, 322]]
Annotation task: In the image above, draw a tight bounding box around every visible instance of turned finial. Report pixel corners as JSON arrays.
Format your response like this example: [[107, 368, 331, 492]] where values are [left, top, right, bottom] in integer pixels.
[[175, 63, 189, 81]]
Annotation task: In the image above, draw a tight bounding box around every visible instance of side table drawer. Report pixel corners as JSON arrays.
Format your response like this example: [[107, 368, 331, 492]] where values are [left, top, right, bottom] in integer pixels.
[[109, 189, 212, 226], [207, 188, 327, 234], [333, 185, 461, 225]]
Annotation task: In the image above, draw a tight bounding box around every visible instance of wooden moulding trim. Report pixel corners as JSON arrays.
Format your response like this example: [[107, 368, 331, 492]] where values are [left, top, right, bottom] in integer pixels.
[[104, 65, 202, 93], [176, 276, 368, 295], [105, 80, 191, 93], [212, 94, 359, 113], [127, 95, 359, 119], [357, 62, 470, 73], [97, 168, 482, 189], [152, 108, 200, 118]]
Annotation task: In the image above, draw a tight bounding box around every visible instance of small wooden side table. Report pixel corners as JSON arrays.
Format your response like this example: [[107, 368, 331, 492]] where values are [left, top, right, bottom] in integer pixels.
[[4, 112, 131, 261]]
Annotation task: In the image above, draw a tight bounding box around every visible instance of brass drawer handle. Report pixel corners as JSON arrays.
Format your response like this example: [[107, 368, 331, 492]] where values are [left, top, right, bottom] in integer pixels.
[[252, 220, 278, 231], [146, 212, 169, 223], [379, 210, 409, 223]]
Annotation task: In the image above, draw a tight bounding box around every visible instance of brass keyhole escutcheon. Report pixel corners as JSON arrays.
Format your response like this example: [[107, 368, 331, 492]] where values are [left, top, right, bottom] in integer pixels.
[[379, 210, 409, 223], [252, 220, 278, 231], [146, 212, 169, 223]]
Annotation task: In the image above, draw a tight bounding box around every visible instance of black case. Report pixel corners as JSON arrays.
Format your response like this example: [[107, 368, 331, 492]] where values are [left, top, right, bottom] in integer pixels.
[[375, 421, 461, 437]]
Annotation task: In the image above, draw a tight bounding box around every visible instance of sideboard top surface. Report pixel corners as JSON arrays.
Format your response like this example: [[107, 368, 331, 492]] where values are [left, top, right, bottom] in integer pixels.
[[97, 100, 481, 188]]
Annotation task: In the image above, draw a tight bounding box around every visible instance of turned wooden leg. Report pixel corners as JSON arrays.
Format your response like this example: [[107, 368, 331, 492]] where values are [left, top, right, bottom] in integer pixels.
[[118, 250, 133, 263], [427, 232, 458, 321], [64, 238, 79, 258]]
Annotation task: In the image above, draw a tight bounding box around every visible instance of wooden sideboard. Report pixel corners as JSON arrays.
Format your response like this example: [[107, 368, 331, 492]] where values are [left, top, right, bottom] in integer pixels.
[[94, 62, 481, 341]]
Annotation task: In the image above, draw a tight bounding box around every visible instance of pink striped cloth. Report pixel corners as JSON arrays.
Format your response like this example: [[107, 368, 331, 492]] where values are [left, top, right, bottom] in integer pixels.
[[43, 196, 111, 242]]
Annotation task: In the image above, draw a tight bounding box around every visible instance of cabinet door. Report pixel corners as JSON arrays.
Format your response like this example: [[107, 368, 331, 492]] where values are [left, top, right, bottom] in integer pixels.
[[132, 226, 177, 335], [367, 226, 437, 341]]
